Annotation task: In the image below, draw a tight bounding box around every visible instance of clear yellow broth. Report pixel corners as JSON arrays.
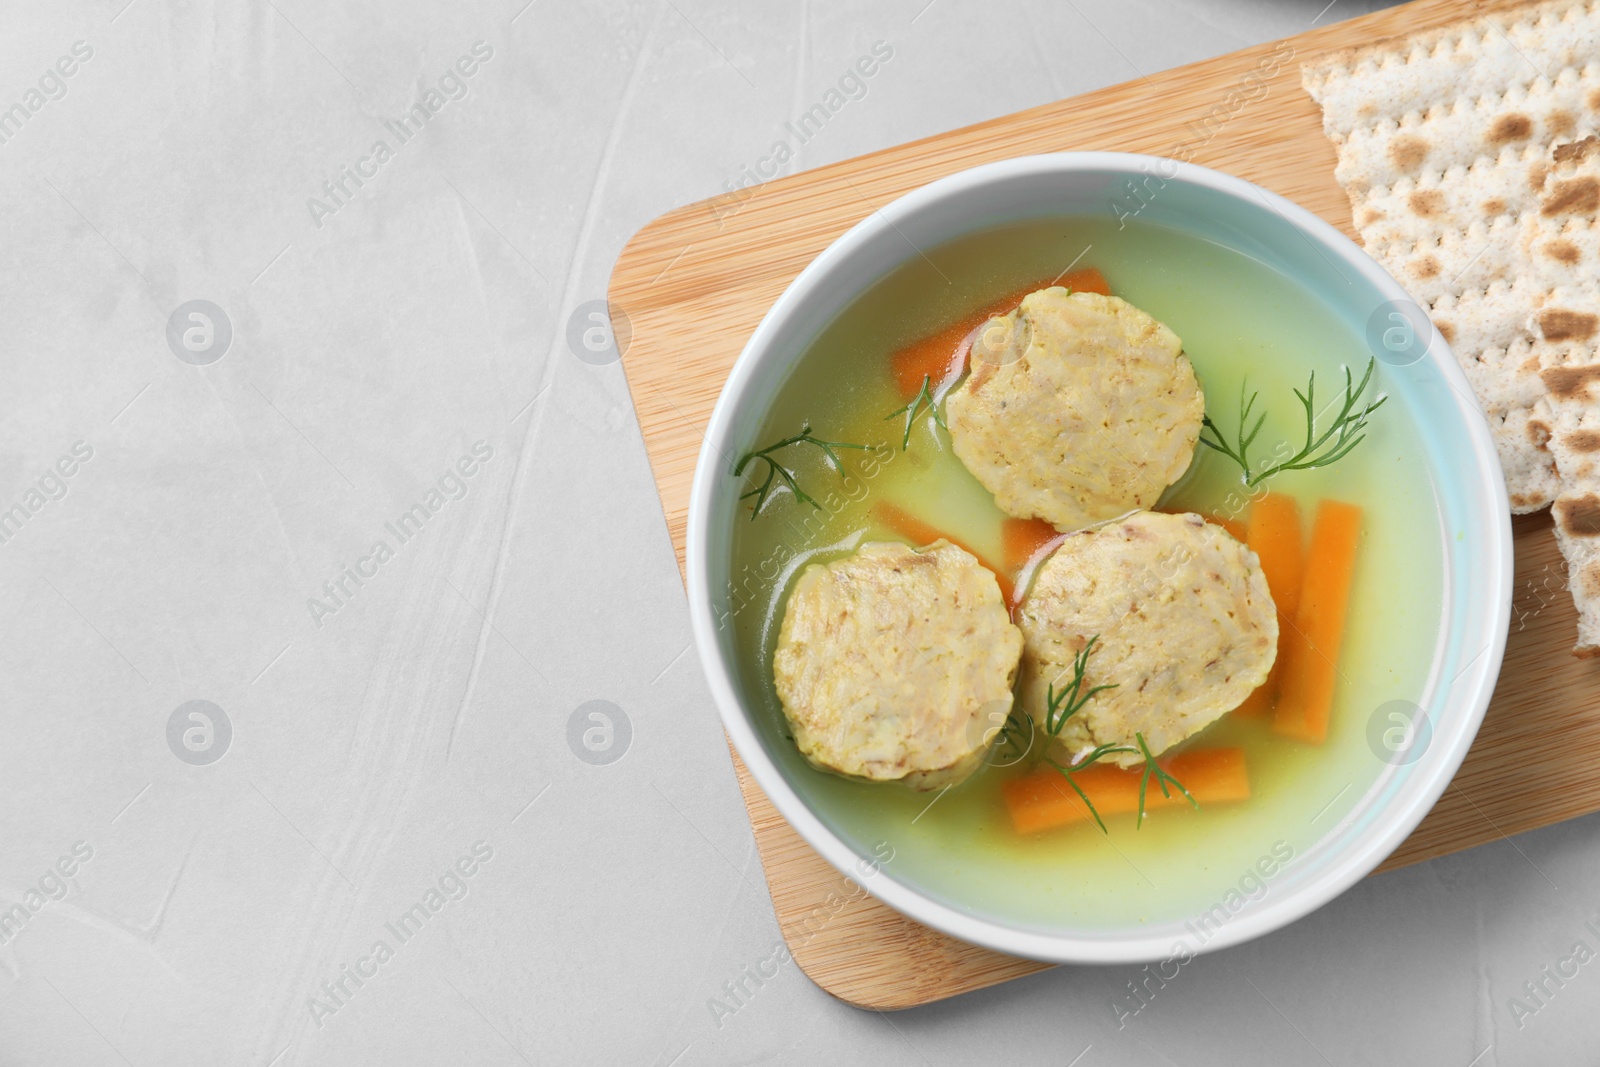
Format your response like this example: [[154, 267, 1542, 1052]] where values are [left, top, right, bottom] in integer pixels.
[[724, 216, 1443, 931]]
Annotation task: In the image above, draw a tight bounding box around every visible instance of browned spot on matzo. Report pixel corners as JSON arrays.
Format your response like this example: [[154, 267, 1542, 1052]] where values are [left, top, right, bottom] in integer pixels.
[[1529, 419, 1553, 448], [1435, 319, 1455, 344], [1489, 113, 1534, 144], [1408, 189, 1446, 217], [1545, 239, 1582, 264], [1541, 309, 1600, 343], [1542, 176, 1600, 216], [1411, 255, 1442, 279], [1543, 364, 1600, 398], [1556, 494, 1600, 537], [1389, 135, 1429, 173], [1582, 563, 1600, 603], [1483, 197, 1507, 216], [1549, 110, 1578, 139], [1566, 430, 1600, 453]]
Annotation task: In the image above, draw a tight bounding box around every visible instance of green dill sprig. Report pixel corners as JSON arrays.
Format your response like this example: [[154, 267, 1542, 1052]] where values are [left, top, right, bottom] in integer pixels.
[[1198, 357, 1387, 487], [1039, 637, 1130, 833], [1134, 732, 1196, 829], [1043, 635, 1119, 737], [1033, 636, 1194, 833], [1044, 753, 1120, 834], [883, 374, 947, 450], [732, 423, 870, 520]]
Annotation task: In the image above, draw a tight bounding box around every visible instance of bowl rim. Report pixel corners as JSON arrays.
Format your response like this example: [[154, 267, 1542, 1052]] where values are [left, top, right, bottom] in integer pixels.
[[683, 150, 1512, 964]]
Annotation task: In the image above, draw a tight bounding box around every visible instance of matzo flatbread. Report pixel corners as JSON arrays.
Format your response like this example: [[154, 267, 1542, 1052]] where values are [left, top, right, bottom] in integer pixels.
[[1304, 2, 1600, 135], [1553, 494, 1600, 656], [1523, 137, 1600, 652], [1303, 0, 1600, 653]]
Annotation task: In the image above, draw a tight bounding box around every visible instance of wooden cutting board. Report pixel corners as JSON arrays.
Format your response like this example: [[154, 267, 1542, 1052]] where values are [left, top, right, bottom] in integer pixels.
[[609, 0, 1600, 1010]]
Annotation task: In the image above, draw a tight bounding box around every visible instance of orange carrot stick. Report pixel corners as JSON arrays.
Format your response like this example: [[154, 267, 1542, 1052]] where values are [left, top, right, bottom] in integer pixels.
[[1210, 514, 1248, 543], [889, 316, 985, 399], [1233, 493, 1305, 718], [1001, 517, 1062, 572], [871, 502, 1012, 603], [1002, 517, 1067, 614], [1248, 493, 1306, 620], [1001, 748, 1249, 835], [1055, 266, 1111, 296], [888, 269, 1112, 398], [1273, 501, 1362, 743], [1231, 677, 1274, 719]]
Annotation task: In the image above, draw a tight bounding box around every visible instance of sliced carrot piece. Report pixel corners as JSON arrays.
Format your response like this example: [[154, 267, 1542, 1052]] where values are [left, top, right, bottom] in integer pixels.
[[1001, 748, 1249, 835], [888, 270, 1111, 398], [1273, 501, 1362, 743], [1210, 514, 1248, 543], [870, 501, 1012, 603], [889, 316, 984, 399], [1002, 518, 1068, 615], [870, 501, 964, 554], [1001, 517, 1062, 573], [1234, 493, 1306, 718], [1055, 266, 1111, 296], [1231, 686, 1272, 718], [1237, 683, 1273, 720], [1248, 493, 1307, 620]]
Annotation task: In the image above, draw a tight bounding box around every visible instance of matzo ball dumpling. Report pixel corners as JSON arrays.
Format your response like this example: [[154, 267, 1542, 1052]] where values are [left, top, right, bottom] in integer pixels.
[[945, 288, 1205, 531], [1016, 511, 1277, 768], [773, 540, 1024, 790]]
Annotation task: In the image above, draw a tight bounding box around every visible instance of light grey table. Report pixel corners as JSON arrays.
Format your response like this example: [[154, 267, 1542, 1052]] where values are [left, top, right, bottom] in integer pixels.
[[1, 1, 1594, 1064]]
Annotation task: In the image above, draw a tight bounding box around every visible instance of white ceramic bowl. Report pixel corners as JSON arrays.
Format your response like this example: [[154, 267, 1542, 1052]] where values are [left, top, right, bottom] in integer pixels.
[[685, 152, 1511, 964]]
